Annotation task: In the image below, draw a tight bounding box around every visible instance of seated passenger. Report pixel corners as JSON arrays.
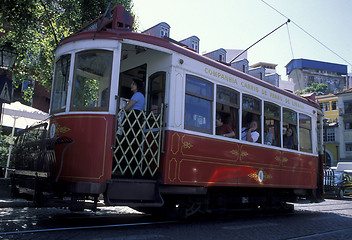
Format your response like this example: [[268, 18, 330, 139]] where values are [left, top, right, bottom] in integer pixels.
[[241, 120, 259, 143], [264, 131, 273, 145], [216, 113, 235, 138], [283, 127, 294, 149]]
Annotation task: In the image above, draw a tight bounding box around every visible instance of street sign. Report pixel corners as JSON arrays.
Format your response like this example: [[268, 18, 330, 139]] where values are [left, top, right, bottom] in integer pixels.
[[0, 75, 12, 103]]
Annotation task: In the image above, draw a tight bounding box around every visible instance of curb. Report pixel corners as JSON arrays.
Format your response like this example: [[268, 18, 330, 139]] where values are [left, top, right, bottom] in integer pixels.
[[0, 199, 35, 208]]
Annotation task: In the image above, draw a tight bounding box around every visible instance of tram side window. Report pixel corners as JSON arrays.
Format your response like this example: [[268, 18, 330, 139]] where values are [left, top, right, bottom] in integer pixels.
[[242, 95, 261, 143], [71, 50, 113, 111], [148, 72, 166, 115], [283, 108, 297, 150], [185, 75, 213, 134], [299, 114, 312, 153], [264, 102, 280, 147], [216, 86, 239, 139], [51, 54, 71, 113]]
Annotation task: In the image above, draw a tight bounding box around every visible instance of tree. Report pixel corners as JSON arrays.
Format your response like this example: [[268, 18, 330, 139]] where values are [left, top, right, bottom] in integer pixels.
[[0, 0, 134, 102], [295, 83, 329, 96], [0, 133, 11, 175]]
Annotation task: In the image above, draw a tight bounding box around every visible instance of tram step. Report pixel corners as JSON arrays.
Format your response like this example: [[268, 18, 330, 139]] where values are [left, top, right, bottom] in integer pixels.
[[105, 179, 163, 207]]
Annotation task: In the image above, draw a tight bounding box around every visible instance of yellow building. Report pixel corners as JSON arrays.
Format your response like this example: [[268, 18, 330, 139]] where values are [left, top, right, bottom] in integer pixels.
[[316, 94, 339, 166], [316, 94, 338, 122]]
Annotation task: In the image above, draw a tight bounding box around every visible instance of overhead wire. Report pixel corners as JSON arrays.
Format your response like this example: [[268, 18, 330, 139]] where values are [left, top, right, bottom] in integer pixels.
[[286, 24, 294, 59], [261, 0, 352, 68]]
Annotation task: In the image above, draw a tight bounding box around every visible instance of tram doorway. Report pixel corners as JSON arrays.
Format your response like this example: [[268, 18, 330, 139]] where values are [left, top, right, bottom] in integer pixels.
[[112, 61, 165, 179]]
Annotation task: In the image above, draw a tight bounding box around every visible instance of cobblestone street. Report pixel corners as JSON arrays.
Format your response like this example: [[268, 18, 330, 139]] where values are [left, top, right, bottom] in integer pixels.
[[1, 198, 352, 239]]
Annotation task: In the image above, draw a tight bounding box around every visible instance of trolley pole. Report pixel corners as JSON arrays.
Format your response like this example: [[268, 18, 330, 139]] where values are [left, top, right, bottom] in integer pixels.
[[229, 19, 290, 63]]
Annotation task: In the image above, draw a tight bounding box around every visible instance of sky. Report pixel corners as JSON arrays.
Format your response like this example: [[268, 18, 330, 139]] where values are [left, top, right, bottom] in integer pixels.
[[132, 0, 352, 80]]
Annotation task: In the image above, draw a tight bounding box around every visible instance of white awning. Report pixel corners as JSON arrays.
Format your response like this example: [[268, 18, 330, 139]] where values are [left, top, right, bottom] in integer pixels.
[[1, 101, 49, 129]]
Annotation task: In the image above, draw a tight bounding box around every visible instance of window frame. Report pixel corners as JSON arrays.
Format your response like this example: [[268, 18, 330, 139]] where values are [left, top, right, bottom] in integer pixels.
[[346, 143, 352, 152], [241, 94, 262, 143], [70, 50, 113, 112], [283, 108, 298, 150], [216, 85, 240, 139], [345, 119, 352, 130], [148, 71, 166, 115], [264, 102, 281, 147], [299, 113, 312, 153], [50, 54, 71, 114], [344, 101, 352, 115], [325, 128, 335, 142], [184, 75, 213, 134]]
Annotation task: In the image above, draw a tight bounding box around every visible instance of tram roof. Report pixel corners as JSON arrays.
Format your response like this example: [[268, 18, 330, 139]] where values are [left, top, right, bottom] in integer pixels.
[[57, 6, 321, 111]]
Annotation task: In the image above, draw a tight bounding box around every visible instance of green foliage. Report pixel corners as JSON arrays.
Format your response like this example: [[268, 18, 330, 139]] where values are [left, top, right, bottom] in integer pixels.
[[0, 0, 134, 102], [83, 79, 99, 106], [0, 134, 11, 168], [295, 83, 329, 95]]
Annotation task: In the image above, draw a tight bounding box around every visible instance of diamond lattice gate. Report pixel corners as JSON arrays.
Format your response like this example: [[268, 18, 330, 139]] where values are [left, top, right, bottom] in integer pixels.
[[113, 106, 164, 178]]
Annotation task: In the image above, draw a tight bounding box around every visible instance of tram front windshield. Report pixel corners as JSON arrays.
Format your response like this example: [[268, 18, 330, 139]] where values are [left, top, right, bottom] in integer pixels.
[[51, 50, 113, 113]]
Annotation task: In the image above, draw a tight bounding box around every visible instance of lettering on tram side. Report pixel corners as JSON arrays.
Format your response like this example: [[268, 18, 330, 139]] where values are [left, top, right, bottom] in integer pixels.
[[204, 67, 305, 110], [240, 81, 259, 93], [204, 67, 237, 84]]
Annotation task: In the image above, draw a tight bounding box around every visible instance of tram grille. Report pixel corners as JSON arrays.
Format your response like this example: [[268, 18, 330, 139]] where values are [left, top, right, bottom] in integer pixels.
[[113, 106, 164, 178], [10, 123, 53, 173]]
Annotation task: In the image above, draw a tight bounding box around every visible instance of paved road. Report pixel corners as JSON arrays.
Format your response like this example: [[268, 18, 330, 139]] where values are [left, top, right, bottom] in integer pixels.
[[1, 197, 352, 240]]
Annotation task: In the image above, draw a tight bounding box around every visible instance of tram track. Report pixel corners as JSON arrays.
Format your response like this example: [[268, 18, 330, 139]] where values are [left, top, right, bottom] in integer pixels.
[[0, 219, 178, 236], [1, 199, 351, 238]]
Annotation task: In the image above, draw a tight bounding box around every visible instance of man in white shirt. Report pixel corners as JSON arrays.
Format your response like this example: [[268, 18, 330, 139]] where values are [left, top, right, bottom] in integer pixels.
[[241, 120, 259, 143]]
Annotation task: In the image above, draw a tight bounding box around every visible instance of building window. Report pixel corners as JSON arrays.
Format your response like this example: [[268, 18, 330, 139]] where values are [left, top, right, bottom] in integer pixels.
[[344, 101, 352, 114], [324, 128, 335, 142], [346, 143, 352, 152], [242, 65, 246, 73], [185, 75, 213, 134], [191, 40, 198, 52], [160, 26, 169, 38], [308, 76, 314, 84], [324, 102, 330, 111], [345, 120, 352, 130], [219, 53, 225, 62]]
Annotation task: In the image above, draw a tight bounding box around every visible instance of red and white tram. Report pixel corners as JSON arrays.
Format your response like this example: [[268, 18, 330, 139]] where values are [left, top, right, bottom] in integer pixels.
[[11, 5, 324, 217]]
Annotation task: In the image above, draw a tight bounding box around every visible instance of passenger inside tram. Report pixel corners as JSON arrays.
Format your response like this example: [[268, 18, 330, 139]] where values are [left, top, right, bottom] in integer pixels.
[[241, 112, 260, 143], [283, 127, 294, 149], [216, 113, 235, 138], [264, 125, 274, 145], [241, 120, 260, 143]]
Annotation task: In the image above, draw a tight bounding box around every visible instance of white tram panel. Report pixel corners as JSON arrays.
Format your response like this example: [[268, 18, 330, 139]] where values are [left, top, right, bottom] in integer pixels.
[[166, 47, 320, 155]]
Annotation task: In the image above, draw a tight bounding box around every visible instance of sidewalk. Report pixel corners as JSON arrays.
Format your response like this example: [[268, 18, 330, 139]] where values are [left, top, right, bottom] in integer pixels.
[[0, 177, 34, 208]]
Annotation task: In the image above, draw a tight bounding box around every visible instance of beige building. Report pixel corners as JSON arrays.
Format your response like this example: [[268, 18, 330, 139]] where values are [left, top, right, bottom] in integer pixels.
[[316, 94, 339, 166], [336, 88, 352, 162]]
